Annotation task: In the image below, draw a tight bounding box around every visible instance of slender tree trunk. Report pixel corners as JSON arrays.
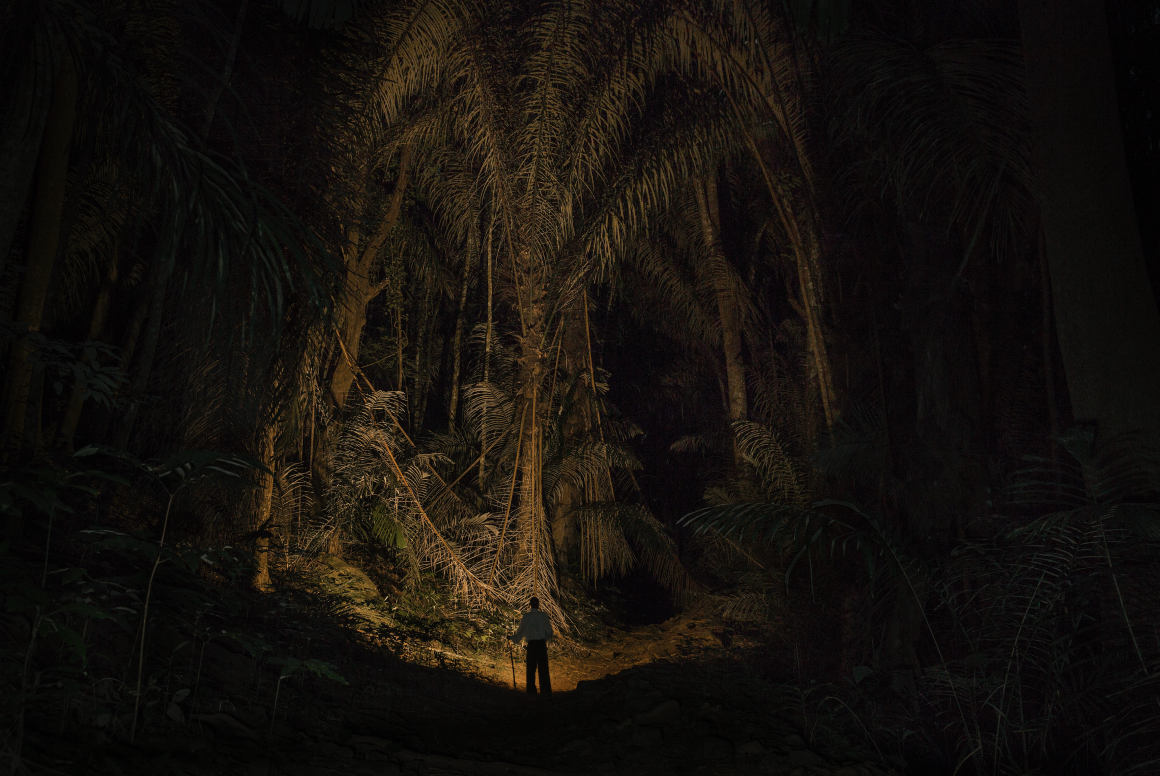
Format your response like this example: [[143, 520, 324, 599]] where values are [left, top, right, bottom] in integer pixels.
[[3, 52, 77, 451], [0, 28, 56, 278], [396, 307, 404, 390], [694, 178, 747, 456], [411, 290, 428, 433], [447, 209, 478, 429], [59, 255, 120, 449], [796, 229, 838, 434], [480, 219, 494, 481], [252, 423, 276, 592], [1039, 225, 1060, 466], [746, 135, 837, 435], [111, 245, 176, 450], [1019, 0, 1160, 446]]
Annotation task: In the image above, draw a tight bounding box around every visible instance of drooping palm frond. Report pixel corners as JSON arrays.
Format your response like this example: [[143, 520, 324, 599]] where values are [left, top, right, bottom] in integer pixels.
[[41, 0, 342, 334], [1007, 426, 1160, 512], [733, 420, 808, 506], [922, 440, 1160, 774], [828, 31, 1035, 268], [681, 496, 925, 601]]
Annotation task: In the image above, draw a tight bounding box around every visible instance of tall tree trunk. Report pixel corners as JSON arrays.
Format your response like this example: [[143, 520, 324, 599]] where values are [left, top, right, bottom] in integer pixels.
[[480, 218, 494, 481], [1019, 0, 1160, 446], [327, 144, 413, 412], [3, 52, 77, 451], [549, 297, 597, 569], [447, 209, 478, 429], [694, 177, 747, 459], [316, 145, 412, 556], [512, 257, 556, 612], [252, 423, 276, 592], [0, 27, 56, 277]]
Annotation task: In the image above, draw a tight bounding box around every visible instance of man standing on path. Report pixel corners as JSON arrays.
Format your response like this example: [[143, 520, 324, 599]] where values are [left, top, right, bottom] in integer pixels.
[[509, 597, 553, 696]]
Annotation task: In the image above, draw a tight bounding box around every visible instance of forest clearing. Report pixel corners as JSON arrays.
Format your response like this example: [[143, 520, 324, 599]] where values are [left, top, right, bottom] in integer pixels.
[[3, 0, 1160, 774]]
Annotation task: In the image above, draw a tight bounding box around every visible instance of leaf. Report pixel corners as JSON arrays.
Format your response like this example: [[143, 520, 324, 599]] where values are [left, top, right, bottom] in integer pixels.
[[853, 665, 872, 683], [303, 659, 348, 685], [171, 688, 190, 703], [166, 702, 185, 724]]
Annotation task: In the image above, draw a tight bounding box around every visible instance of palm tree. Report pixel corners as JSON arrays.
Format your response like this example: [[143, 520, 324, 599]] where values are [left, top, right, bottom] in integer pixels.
[[319, 0, 758, 616]]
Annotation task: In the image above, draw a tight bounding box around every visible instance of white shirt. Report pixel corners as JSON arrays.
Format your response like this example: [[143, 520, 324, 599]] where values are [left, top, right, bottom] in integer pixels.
[[510, 610, 554, 642]]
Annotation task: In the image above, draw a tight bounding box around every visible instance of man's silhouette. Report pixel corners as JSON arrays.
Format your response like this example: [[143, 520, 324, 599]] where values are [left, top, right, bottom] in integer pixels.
[[509, 597, 553, 695]]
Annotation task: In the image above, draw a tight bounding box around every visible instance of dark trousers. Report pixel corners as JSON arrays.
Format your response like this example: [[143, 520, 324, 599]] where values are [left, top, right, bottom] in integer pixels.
[[525, 639, 551, 695]]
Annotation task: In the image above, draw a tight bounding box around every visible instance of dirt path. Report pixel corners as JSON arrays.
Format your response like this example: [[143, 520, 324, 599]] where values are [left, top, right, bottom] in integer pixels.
[[226, 554, 894, 776], [456, 615, 726, 693]]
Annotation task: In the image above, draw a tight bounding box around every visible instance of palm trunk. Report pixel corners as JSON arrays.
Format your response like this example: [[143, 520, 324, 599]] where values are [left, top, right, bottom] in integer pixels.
[[1019, 0, 1160, 446], [514, 281, 555, 609], [447, 210, 478, 429], [3, 52, 77, 451], [694, 178, 747, 460]]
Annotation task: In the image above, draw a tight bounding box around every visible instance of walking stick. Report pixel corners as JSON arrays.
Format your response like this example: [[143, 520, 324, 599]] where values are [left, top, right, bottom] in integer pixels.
[[509, 641, 517, 690]]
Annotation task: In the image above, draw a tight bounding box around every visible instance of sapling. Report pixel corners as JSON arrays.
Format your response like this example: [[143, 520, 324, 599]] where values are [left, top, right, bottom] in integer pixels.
[[265, 657, 346, 760], [76, 448, 263, 744]]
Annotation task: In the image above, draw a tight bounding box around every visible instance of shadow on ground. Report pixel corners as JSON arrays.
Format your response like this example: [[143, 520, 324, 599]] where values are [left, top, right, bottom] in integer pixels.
[[19, 553, 895, 776]]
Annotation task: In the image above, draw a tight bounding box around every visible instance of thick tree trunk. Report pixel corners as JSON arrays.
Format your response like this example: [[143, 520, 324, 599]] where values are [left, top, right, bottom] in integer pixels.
[[3, 52, 77, 451], [694, 178, 747, 448], [0, 28, 55, 277], [1019, 0, 1160, 446], [549, 296, 599, 569], [513, 259, 555, 610], [447, 210, 478, 429]]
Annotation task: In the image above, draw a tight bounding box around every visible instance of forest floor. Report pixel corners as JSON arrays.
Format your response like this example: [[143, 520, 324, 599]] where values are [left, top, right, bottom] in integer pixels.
[[18, 551, 898, 776]]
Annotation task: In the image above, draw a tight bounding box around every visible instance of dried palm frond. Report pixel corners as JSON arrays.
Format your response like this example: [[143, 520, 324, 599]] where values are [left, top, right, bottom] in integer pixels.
[[319, 391, 497, 606]]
